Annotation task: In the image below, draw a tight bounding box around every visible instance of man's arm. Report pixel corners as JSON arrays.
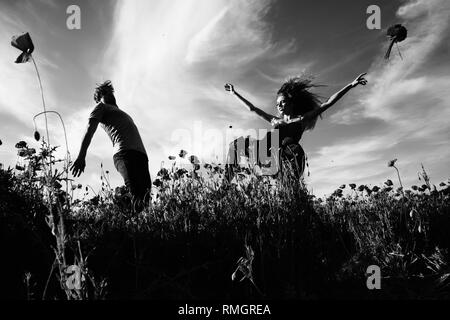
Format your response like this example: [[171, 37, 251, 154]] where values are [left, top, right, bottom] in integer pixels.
[[225, 83, 277, 123], [71, 118, 99, 177]]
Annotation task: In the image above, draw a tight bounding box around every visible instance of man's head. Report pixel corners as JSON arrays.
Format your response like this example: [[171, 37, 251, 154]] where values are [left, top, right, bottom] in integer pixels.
[[94, 80, 116, 105]]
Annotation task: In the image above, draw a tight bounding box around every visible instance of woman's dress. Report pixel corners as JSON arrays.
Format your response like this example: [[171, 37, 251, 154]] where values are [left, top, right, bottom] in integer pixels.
[[225, 121, 306, 181]]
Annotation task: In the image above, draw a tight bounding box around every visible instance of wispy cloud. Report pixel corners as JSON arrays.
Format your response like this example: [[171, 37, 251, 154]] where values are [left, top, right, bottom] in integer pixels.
[[105, 0, 300, 173], [311, 0, 450, 197]]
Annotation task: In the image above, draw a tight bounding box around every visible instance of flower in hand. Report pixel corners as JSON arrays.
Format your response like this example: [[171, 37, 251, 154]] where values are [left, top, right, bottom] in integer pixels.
[[224, 83, 235, 94], [351, 73, 368, 88]]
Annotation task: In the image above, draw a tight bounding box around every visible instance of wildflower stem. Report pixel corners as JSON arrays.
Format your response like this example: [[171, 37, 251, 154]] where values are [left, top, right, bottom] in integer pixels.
[[31, 56, 50, 148], [33, 110, 71, 199], [393, 165, 403, 190]]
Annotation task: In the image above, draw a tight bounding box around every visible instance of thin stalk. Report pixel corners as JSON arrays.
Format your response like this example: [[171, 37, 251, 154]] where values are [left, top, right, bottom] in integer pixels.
[[31, 56, 70, 299], [394, 165, 404, 190], [33, 110, 71, 200], [31, 56, 50, 148]]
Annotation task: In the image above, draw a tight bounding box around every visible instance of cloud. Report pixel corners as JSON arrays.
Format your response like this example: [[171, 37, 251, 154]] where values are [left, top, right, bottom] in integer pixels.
[[104, 0, 301, 177], [309, 0, 450, 197], [186, 0, 273, 65]]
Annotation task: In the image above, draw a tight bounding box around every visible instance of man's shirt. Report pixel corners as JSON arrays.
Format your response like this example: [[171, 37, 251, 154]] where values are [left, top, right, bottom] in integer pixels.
[[89, 103, 147, 156]]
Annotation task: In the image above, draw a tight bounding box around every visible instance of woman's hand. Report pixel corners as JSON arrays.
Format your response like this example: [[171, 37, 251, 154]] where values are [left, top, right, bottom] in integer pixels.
[[350, 73, 368, 88], [224, 83, 236, 94]]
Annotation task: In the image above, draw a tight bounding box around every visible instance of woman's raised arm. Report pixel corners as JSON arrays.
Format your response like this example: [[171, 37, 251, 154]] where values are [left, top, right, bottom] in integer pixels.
[[225, 83, 277, 123], [303, 73, 368, 122]]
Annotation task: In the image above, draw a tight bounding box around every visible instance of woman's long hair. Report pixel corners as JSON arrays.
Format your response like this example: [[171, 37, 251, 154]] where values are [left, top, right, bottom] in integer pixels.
[[277, 75, 322, 131]]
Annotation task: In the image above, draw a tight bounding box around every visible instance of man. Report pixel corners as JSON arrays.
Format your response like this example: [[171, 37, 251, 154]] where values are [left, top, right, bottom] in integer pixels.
[[71, 81, 151, 206]]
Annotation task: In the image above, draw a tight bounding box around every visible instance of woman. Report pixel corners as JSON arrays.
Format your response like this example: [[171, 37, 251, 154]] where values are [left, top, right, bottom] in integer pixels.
[[224, 73, 368, 180]]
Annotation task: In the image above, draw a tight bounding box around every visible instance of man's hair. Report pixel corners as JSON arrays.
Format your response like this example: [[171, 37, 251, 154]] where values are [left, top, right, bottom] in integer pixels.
[[277, 75, 323, 131], [94, 80, 116, 104]]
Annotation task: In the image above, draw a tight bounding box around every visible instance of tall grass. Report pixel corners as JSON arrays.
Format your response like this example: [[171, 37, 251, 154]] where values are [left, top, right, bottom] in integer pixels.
[[0, 142, 449, 299]]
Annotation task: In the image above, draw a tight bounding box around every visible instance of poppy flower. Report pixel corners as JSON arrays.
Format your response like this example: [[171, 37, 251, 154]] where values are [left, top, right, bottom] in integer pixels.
[[34, 131, 41, 141], [385, 24, 407, 60], [15, 141, 27, 149], [157, 168, 170, 180], [174, 168, 188, 179], [349, 183, 356, 190], [189, 155, 199, 164], [153, 179, 162, 187], [168, 156, 176, 160], [387, 159, 397, 167], [385, 179, 393, 186], [11, 33, 34, 64], [204, 163, 212, 170], [18, 150, 27, 157], [179, 150, 188, 158]]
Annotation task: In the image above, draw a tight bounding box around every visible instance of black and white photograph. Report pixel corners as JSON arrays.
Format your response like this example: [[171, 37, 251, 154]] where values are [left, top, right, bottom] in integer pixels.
[[0, 0, 449, 314]]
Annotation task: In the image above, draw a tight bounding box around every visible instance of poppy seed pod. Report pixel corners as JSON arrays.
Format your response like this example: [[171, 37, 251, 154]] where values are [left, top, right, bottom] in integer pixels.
[[34, 131, 41, 141]]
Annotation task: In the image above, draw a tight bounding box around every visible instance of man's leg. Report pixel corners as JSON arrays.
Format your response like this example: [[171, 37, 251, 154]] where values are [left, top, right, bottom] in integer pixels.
[[117, 151, 151, 206], [129, 153, 151, 204], [113, 151, 150, 212]]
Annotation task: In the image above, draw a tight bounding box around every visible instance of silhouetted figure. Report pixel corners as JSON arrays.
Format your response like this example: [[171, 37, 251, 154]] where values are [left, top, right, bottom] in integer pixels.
[[71, 81, 151, 209], [224, 73, 368, 181]]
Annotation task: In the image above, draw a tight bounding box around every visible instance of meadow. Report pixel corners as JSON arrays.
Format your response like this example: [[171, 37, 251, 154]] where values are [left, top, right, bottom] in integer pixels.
[[1, 140, 449, 300]]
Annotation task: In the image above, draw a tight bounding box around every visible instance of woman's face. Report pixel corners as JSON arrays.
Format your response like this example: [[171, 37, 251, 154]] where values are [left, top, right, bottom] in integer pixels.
[[276, 94, 293, 116]]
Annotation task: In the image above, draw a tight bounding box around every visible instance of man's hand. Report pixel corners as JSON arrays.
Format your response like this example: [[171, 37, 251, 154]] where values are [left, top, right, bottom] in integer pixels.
[[224, 83, 236, 94], [350, 73, 368, 88], [71, 157, 86, 178]]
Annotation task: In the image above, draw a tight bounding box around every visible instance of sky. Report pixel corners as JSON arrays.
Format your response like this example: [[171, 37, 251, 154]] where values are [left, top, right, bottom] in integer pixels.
[[0, 0, 449, 198]]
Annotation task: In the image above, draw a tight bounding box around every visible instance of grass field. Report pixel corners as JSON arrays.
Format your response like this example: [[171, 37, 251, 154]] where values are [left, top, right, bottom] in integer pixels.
[[1, 141, 449, 300]]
